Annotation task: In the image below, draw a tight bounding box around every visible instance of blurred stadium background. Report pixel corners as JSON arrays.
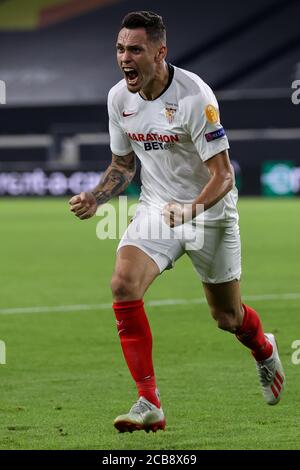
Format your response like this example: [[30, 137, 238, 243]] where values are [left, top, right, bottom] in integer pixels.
[[0, 0, 299, 196], [0, 0, 300, 451]]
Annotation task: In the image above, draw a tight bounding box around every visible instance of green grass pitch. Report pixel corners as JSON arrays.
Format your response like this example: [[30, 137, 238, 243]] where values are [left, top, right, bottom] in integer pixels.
[[0, 197, 299, 450]]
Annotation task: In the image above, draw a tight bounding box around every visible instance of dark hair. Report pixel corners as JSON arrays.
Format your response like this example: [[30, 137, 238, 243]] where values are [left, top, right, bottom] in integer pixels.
[[121, 11, 166, 44]]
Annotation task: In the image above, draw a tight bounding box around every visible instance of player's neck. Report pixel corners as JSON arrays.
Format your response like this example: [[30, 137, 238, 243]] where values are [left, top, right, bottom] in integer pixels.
[[139, 62, 169, 101]]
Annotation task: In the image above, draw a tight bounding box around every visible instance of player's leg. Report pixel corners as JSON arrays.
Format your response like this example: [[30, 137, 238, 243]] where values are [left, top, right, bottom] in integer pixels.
[[188, 223, 285, 405], [203, 279, 285, 404], [202, 277, 274, 360], [112, 204, 183, 432], [202, 279, 243, 332], [111, 245, 166, 432], [111, 244, 160, 301], [111, 245, 160, 406], [203, 279, 270, 353]]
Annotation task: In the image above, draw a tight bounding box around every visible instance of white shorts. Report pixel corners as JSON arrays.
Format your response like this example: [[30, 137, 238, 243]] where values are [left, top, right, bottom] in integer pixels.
[[117, 203, 241, 284]]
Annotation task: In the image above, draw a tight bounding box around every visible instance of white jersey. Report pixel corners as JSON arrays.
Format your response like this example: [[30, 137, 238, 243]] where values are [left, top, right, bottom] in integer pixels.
[[108, 64, 238, 224]]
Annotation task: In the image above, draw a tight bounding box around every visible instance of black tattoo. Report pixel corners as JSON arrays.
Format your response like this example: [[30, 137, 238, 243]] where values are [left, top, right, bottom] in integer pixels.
[[92, 153, 136, 205]]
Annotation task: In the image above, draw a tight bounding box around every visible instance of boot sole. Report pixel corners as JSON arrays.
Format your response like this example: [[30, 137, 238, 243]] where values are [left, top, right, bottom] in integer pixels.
[[114, 418, 166, 433]]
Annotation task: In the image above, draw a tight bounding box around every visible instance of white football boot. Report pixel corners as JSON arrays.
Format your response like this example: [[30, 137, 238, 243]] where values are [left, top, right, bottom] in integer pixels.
[[114, 396, 166, 433], [255, 333, 285, 405]]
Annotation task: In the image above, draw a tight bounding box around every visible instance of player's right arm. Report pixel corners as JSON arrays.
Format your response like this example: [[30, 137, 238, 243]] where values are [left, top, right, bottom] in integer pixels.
[[69, 151, 136, 220]]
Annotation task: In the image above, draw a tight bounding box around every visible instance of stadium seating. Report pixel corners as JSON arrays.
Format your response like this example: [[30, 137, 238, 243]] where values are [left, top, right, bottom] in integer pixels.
[[0, 0, 299, 196], [0, 0, 295, 104]]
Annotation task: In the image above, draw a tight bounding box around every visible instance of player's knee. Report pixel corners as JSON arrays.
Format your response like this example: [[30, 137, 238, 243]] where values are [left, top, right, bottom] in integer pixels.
[[110, 273, 140, 301], [212, 307, 243, 333]]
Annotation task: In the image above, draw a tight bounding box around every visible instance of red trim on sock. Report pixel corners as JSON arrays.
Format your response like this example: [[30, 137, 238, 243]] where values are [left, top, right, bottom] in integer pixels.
[[113, 299, 144, 310], [236, 304, 273, 361], [113, 299, 160, 408]]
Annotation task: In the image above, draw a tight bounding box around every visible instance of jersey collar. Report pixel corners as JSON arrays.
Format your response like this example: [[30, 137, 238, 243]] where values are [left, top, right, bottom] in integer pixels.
[[139, 63, 174, 102]]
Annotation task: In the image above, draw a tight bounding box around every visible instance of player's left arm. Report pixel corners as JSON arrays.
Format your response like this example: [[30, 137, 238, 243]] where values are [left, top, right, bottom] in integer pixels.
[[163, 150, 233, 227], [163, 81, 234, 227], [192, 149, 233, 211]]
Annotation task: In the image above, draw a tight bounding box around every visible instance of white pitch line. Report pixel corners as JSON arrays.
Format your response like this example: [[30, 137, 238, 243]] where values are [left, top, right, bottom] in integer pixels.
[[0, 303, 112, 315], [0, 293, 299, 316]]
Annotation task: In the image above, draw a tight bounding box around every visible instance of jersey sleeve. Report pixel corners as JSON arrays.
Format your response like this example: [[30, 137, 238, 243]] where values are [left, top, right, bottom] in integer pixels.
[[108, 89, 132, 156], [184, 82, 229, 162]]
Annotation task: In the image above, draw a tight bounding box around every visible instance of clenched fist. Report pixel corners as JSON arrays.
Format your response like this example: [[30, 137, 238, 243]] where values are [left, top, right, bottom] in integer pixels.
[[162, 202, 194, 227], [69, 192, 97, 220]]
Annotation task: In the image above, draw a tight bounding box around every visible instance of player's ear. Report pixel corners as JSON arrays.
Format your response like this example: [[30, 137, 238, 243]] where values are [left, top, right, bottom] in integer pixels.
[[156, 45, 167, 63]]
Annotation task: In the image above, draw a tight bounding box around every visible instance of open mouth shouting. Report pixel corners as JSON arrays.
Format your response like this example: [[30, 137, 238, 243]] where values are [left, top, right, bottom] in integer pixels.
[[123, 67, 140, 88]]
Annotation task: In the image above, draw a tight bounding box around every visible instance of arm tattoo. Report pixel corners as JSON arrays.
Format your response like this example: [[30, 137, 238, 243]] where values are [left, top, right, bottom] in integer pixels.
[[92, 153, 136, 205]]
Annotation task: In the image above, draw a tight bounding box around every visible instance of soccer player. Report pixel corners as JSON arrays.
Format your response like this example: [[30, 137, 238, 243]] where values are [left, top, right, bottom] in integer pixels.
[[69, 11, 285, 433]]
